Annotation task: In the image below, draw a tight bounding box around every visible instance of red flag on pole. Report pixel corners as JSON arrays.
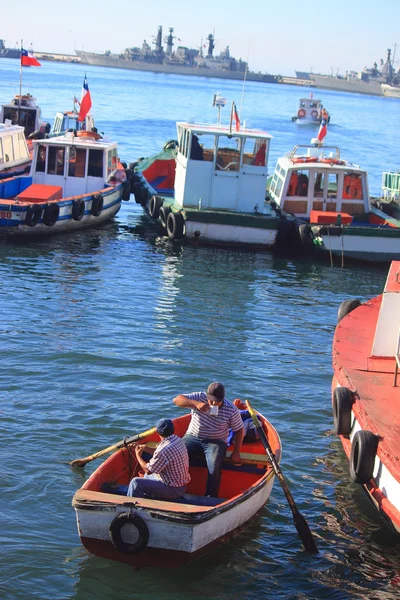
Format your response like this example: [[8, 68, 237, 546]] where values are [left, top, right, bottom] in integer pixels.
[[78, 75, 92, 122], [21, 48, 41, 67]]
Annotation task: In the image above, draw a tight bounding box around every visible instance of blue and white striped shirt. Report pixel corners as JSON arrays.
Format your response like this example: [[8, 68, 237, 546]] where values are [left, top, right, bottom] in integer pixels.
[[184, 392, 243, 443]]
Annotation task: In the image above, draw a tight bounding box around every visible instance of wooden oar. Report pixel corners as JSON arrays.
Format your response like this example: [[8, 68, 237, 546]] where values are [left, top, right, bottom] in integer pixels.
[[245, 400, 319, 554], [69, 426, 157, 468]]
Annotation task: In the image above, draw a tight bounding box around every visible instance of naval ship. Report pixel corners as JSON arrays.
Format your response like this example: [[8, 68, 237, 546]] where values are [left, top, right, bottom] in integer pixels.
[[296, 49, 400, 97], [0, 39, 20, 59], [75, 27, 277, 83]]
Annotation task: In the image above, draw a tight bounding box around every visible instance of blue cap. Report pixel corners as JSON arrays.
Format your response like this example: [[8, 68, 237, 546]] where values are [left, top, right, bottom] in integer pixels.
[[156, 418, 174, 437]]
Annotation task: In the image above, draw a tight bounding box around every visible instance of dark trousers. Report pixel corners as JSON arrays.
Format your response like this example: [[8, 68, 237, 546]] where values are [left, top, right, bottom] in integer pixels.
[[182, 434, 227, 497]]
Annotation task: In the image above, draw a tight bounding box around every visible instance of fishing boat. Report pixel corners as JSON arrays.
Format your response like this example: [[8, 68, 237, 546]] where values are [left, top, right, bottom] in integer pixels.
[[267, 141, 400, 263], [0, 93, 43, 138], [72, 411, 281, 567], [132, 98, 280, 250], [291, 94, 329, 125], [0, 123, 31, 180], [332, 260, 400, 534], [0, 130, 131, 237]]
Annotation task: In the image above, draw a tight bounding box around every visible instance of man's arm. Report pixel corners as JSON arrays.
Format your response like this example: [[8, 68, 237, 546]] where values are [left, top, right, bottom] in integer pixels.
[[173, 394, 209, 413], [135, 445, 151, 474], [231, 427, 244, 465]]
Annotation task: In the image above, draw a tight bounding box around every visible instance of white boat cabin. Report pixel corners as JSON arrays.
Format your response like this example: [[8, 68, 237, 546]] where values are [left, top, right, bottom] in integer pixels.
[[175, 122, 272, 213], [0, 94, 42, 137], [268, 144, 370, 222], [30, 132, 119, 196], [51, 111, 95, 136], [0, 123, 30, 171]]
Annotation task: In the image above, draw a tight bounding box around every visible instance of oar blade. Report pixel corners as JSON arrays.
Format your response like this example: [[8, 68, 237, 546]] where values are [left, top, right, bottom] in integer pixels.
[[293, 509, 319, 555]]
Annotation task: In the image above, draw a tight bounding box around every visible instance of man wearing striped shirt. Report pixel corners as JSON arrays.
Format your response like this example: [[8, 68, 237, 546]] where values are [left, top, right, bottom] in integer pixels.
[[127, 418, 190, 499], [173, 382, 244, 497]]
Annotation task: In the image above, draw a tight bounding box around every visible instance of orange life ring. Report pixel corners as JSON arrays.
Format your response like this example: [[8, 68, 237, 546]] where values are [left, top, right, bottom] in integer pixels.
[[319, 158, 343, 165], [76, 130, 101, 140], [297, 109, 306, 118], [292, 156, 316, 164], [311, 110, 319, 118]]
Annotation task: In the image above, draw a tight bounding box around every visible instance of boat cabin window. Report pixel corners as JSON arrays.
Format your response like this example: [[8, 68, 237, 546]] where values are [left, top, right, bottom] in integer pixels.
[[216, 136, 241, 172], [68, 147, 86, 178], [343, 173, 362, 199], [88, 149, 103, 177], [191, 133, 214, 162], [271, 171, 284, 198], [4, 108, 37, 137], [287, 169, 309, 197], [190, 134, 204, 160], [36, 145, 46, 172], [242, 138, 267, 167], [1, 135, 13, 162], [107, 148, 117, 176], [53, 115, 63, 133], [47, 146, 65, 175], [179, 129, 190, 158]]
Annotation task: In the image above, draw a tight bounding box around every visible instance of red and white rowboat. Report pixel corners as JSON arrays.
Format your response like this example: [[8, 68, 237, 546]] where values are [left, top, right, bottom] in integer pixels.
[[332, 260, 400, 533], [72, 411, 281, 567]]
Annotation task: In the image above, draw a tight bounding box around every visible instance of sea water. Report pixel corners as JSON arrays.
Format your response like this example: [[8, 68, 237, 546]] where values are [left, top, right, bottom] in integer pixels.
[[1, 58, 400, 600]]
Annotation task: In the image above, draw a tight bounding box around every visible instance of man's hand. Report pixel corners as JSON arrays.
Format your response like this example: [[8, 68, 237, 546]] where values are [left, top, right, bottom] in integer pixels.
[[135, 444, 144, 457], [231, 450, 242, 466], [196, 402, 210, 413]]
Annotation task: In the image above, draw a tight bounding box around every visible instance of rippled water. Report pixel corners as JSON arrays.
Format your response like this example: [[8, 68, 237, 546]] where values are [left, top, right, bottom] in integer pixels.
[[1, 58, 400, 600]]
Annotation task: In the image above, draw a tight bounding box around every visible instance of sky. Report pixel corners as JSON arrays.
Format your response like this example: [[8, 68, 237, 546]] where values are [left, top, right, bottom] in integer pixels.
[[2, 0, 400, 76]]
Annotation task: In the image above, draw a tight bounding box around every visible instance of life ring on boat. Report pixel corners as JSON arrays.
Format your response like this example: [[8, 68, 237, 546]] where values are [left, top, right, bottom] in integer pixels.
[[319, 158, 342, 165], [166, 211, 185, 240], [332, 387, 354, 435], [76, 130, 102, 140], [149, 195, 163, 219], [72, 198, 85, 221], [25, 204, 42, 228], [43, 203, 60, 227], [349, 430, 378, 484], [91, 194, 104, 217], [297, 109, 306, 118], [122, 180, 131, 201], [311, 110, 319, 118], [292, 156, 315, 164], [163, 139, 179, 151], [159, 205, 172, 229], [337, 299, 361, 324], [109, 512, 149, 553]]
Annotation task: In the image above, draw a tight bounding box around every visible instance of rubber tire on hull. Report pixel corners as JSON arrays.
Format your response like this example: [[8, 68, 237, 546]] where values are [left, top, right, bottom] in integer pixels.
[[109, 512, 149, 553], [91, 194, 104, 217], [132, 183, 147, 206], [25, 204, 42, 227], [159, 205, 172, 229], [72, 199, 85, 221], [333, 387, 353, 435], [163, 139, 178, 151], [298, 223, 314, 249], [149, 195, 163, 219], [337, 299, 361, 324], [166, 212, 185, 240], [122, 180, 131, 201], [350, 430, 378, 484], [43, 203, 60, 227]]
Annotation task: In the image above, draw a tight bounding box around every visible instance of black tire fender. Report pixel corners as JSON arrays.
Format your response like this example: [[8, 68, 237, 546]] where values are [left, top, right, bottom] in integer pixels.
[[72, 198, 85, 221], [109, 512, 149, 553], [159, 205, 172, 229], [122, 180, 131, 201], [350, 430, 378, 484], [298, 223, 314, 248], [163, 139, 178, 151], [91, 194, 104, 217], [166, 211, 185, 240], [43, 203, 60, 227], [25, 204, 42, 227], [132, 183, 146, 206], [149, 195, 163, 219], [337, 299, 361, 324], [333, 387, 354, 435]]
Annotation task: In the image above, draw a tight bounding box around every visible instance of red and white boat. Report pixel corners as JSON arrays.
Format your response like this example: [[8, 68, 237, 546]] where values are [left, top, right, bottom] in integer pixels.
[[332, 260, 400, 533], [72, 411, 281, 567]]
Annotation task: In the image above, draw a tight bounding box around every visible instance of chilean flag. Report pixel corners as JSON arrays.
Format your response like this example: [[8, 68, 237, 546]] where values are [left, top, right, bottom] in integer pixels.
[[78, 75, 92, 122], [233, 102, 240, 132], [317, 116, 328, 142], [21, 48, 41, 67]]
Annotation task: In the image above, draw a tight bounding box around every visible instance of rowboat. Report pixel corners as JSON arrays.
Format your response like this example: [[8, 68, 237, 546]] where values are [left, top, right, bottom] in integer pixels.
[[72, 411, 281, 567], [268, 142, 400, 263], [132, 97, 281, 250], [0, 129, 131, 236], [332, 260, 400, 533], [0, 123, 31, 179]]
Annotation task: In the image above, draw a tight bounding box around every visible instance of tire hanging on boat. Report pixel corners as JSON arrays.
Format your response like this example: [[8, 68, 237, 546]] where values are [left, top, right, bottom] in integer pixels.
[[43, 203, 60, 227], [132, 183, 147, 206], [333, 386, 354, 435], [24, 204, 42, 227], [349, 430, 378, 484], [163, 139, 179, 151], [166, 211, 185, 240], [149, 195, 163, 219], [159, 205, 172, 229], [109, 512, 149, 553], [337, 299, 361, 324], [122, 180, 131, 201], [72, 198, 85, 221], [91, 194, 104, 217]]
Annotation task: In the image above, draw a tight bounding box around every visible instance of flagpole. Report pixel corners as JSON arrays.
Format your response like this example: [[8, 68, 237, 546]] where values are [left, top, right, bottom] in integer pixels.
[[229, 101, 233, 136], [18, 39, 23, 125]]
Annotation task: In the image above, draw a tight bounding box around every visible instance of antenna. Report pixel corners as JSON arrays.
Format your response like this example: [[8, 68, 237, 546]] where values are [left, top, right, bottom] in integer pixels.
[[212, 92, 226, 125]]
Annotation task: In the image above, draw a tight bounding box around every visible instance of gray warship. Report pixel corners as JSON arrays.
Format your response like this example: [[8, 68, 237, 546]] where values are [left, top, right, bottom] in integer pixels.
[[75, 27, 277, 83], [0, 39, 20, 59]]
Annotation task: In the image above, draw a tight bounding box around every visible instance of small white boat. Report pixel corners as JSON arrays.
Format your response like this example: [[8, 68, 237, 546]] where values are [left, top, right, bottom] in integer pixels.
[[72, 411, 281, 568], [0, 129, 131, 236], [0, 93, 42, 138], [292, 94, 329, 126], [0, 122, 31, 180], [132, 98, 280, 250]]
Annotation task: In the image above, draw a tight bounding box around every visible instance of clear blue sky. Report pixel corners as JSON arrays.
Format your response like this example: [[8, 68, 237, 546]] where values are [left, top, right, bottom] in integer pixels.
[[3, 0, 400, 76]]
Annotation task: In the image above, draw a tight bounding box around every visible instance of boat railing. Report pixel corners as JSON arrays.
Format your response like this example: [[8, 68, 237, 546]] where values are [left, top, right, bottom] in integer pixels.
[[393, 327, 400, 386], [382, 171, 400, 202], [288, 144, 341, 161]]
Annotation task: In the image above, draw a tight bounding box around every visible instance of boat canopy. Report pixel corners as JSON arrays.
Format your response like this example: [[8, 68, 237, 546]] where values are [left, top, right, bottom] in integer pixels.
[[51, 111, 95, 136], [0, 95, 42, 137]]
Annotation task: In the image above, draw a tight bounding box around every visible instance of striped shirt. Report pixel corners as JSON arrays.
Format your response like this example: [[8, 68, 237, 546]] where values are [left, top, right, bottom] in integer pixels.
[[184, 392, 244, 443], [147, 434, 191, 488]]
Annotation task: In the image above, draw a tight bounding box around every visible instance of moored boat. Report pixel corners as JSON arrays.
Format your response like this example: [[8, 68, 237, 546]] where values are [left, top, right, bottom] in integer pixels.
[[1, 93, 43, 138], [0, 129, 131, 237], [132, 98, 281, 250], [332, 260, 400, 534], [291, 94, 329, 125], [72, 411, 281, 567], [0, 123, 31, 179]]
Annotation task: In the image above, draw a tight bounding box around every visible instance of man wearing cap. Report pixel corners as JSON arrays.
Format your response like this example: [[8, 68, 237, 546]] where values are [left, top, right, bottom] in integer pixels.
[[173, 382, 244, 497], [127, 418, 190, 500]]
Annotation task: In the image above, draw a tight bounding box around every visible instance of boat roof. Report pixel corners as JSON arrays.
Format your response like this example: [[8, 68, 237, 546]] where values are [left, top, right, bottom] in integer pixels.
[[177, 121, 272, 140], [278, 144, 366, 173], [33, 132, 117, 149], [0, 122, 25, 136]]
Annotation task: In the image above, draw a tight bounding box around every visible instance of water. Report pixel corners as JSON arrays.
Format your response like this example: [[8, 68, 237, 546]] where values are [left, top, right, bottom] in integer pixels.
[[1, 58, 400, 600]]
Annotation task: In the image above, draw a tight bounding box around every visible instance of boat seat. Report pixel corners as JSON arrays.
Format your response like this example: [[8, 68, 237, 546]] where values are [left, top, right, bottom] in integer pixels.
[[100, 482, 226, 506]]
